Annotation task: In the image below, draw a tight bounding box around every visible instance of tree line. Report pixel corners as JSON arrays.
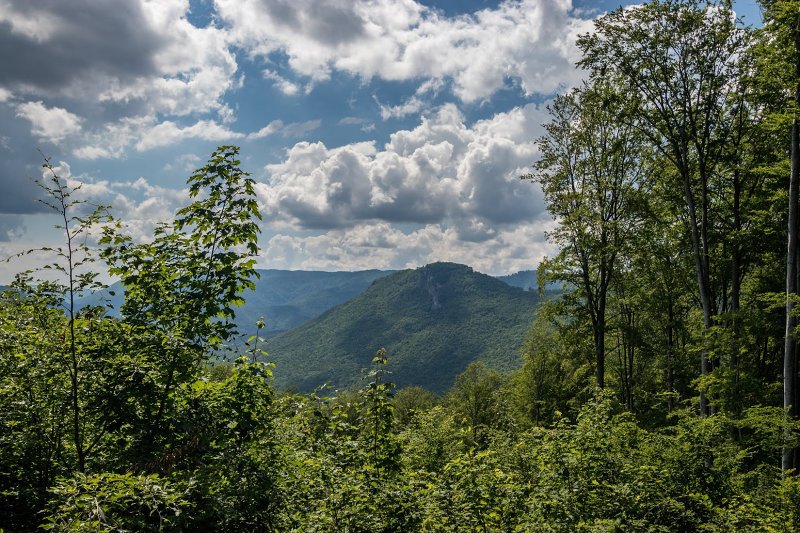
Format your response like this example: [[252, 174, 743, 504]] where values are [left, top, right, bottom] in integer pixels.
[[527, 0, 800, 472]]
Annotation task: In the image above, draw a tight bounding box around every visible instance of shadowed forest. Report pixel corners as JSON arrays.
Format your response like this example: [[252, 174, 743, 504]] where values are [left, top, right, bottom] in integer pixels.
[[4, 0, 800, 530]]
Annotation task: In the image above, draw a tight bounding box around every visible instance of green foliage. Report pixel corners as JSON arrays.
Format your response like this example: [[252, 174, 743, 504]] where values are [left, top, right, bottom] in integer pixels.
[[510, 305, 588, 425], [445, 361, 509, 448], [394, 385, 438, 427], [0, 146, 269, 531], [102, 145, 260, 348], [42, 473, 192, 532], [267, 352, 420, 532], [178, 358, 283, 531]]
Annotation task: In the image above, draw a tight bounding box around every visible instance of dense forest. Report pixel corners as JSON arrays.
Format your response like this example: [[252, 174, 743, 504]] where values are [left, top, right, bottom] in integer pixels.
[[4, 0, 800, 530]]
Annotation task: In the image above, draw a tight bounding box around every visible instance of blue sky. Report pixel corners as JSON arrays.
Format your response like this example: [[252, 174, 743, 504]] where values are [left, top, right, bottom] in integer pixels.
[[0, 0, 762, 281]]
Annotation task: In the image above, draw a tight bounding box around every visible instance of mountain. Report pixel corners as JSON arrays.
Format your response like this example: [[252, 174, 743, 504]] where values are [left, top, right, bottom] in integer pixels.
[[77, 268, 532, 336], [496, 270, 538, 290], [77, 269, 395, 337], [236, 269, 396, 336], [265, 262, 539, 393]]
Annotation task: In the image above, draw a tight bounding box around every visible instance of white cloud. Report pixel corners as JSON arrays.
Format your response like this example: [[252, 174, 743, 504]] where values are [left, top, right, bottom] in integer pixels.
[[378, 95, 427, 120], [257, 102, 548, 231], [250, 120, 284, 139], [16, 101, 83, 143], [0, 214, 24, 242], [0, 1, 60, 42], [39, 161, 191, 244], [248, 119, 321, 140], [73, 115, 155, 160], [263, 69, 301, 96], [281, 119, 321, 137], [260, 221, 555, 275], [339, 116, 369, 126], [163, 153, 203, 172], [377, 76, 445, 120], [2, 0, 239, 158], [95, 1, 237, 118], [217, 0, 591, 102], [135, 119, 244, 151]]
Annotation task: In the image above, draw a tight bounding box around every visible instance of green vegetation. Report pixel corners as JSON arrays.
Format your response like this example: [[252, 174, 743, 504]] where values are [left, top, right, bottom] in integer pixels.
[[266, 262, 539, 393], [6, 0, 800, 529]]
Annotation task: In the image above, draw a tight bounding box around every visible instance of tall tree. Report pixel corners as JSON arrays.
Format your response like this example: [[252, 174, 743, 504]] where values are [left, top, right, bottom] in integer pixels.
[[578, 0, 749, 415], [528, 83, 644, 389], [754, 0, 800, 472]]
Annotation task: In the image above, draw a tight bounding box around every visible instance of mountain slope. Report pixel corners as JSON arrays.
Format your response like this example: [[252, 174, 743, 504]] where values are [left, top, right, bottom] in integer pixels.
[[266, 262, 539, 393], [79, 269, 395, 337], [236, 269, 395, 336]]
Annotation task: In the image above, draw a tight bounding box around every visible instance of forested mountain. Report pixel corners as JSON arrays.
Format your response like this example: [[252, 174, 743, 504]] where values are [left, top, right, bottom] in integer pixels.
[[79, 271, 394, 337], [266, 262, 538, 392], [76, 268, 536, 338]]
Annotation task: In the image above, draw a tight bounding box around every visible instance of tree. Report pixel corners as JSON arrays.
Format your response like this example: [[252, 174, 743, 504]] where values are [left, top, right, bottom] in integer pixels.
[[100, 145, 261, 459], [578, 0, 749, 415], [528, 82, 644, 389], [0, 146, 264, 529], [446, 361, 505, 447], [754, 0, 800, 472]]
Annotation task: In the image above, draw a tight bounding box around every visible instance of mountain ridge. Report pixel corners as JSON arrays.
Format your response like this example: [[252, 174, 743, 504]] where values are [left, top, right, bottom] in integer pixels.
[[265, 262, 539, 393], [72, 266, 538, 338]]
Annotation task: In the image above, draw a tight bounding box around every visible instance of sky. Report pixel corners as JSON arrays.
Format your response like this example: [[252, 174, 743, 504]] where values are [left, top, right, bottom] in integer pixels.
[[0, 0, 762, 282]]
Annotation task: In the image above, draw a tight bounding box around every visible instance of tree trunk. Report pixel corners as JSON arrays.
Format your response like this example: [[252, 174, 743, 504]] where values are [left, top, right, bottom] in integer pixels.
[[784, 12, 800, 475], [596, 315, 606, 390], [682, 167, 714, 417]]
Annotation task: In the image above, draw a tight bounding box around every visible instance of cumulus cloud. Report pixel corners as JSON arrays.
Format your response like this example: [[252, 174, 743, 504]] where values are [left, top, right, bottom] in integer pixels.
[[263, 69, 302, 96], [377, 77, 444, 120], [258, 102, 549, 231], [71, 115, 248, 159], [0, 167, 193, 282], [16, 101, 82, 143], [1, 0, 236, 116], [163, 153, 203, 172], [338, 116, 376, 132], [339, 116, 369, 126], [0, 0, 238, 157], [39, 161, 191, 244], [0, 0, 163, 93], [0, 214, 24, 241], [216, 0, 591, 102], [378, 95, 427, 120], [260, 221, 555, 275]]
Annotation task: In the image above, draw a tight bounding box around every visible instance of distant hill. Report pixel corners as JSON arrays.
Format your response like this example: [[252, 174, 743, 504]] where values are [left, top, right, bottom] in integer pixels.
[[496, 270, 538, 290], [72, 268, 536, 337], [77, 270, 395, 337], [266, 262, 539, 393], [236, 269, 395, 336]]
